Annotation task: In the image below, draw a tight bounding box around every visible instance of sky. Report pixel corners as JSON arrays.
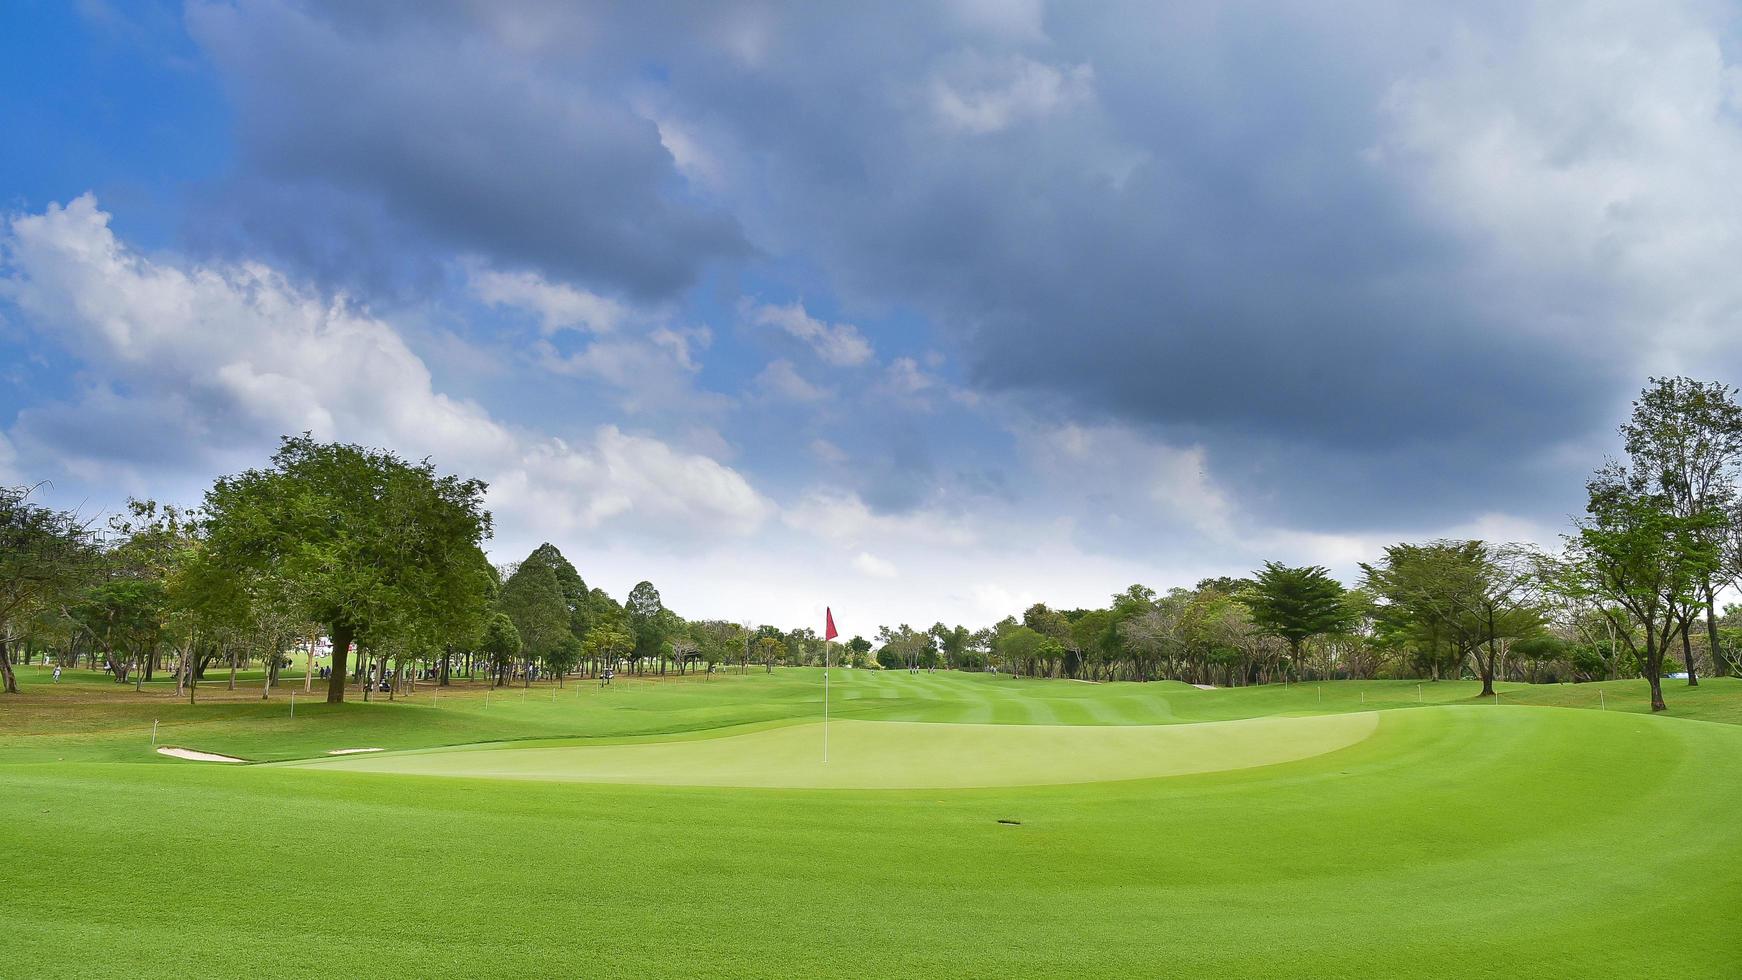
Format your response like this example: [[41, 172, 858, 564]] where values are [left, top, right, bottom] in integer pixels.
[[4, 0, 1742, 634]]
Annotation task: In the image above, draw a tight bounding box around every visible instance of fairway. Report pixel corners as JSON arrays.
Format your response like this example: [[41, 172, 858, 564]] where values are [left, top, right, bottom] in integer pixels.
[[5, 669, 1742, 978], [284, 712, 1381, 788]]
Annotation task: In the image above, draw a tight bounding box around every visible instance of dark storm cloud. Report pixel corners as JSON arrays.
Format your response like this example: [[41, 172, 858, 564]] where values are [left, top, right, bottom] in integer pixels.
[[184, 0, 747, 302], [625, 1, 1638, 527], [171, 0, 1731, 533]]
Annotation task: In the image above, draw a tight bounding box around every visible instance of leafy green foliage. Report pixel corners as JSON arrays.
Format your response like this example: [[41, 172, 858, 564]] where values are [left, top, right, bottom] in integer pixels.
[[497, 559, 568, 664], [1242, 562, 1353, 668], [200, 435, 493, 701], [0, 486, 97, 693], [1565, 462, 1722, 709]]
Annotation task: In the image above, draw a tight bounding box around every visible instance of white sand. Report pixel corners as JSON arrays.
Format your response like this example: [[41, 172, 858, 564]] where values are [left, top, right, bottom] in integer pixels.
[[1191, 684, 1218, 690], [157, 747, 246, 763], [326, 748, 384, 755]]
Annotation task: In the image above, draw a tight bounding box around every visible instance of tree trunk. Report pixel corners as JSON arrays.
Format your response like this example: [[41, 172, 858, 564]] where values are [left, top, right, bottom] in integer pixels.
[[1703, 586, 1727, 678], [326, 623, 354, 703], [1680, 619, 1699, 687], [1646, 635, 1667, 712], [0, 635, 17, 694]]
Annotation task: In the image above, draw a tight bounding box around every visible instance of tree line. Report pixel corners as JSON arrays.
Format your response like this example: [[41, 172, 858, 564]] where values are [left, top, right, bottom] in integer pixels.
[[867, 378, 1742, 712], [0, 436, 841, 702], [2, 378, 1740, 711]]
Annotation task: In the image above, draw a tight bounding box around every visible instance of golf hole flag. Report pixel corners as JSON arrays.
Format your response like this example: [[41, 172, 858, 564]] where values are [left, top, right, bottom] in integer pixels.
[[825, 607, 838, 642]]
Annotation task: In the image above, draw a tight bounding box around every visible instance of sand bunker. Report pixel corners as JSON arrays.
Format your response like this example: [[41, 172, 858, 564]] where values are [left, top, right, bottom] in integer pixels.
[[327, 748, 384, 755], [157, 747, 246, 763]]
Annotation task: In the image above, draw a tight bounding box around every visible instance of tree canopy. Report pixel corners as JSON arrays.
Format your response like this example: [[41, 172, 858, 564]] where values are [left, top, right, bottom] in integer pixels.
[[201, 435, 494, 702], [1242, 562, 1353, 674]]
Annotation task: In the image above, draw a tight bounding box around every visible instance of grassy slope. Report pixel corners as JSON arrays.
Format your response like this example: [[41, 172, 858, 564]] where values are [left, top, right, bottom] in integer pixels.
[[2, 667, 1740, 977]]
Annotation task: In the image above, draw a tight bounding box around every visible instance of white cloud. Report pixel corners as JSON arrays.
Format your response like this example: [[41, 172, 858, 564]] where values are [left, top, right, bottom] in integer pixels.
[[1024, 423, 1236, 535], [852, 551, 898, 579], [743, 299, 875, 366], [493, 425, 771, 539], [784, 490, 978, 549], [534, 324, 725, 418], [1, 194, 768, 546], [809, 437, 848, 464], [469, 265, 628, 334], [930, 51, 1093, 135], [884, 356, 934, 395], [652, 115, 724, 188], [1373, 3, 1742, 364], [754, 358, 829, 402]]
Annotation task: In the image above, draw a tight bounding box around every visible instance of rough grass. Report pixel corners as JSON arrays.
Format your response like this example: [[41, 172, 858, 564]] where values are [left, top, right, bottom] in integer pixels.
[[3, 665, 1740, 978]]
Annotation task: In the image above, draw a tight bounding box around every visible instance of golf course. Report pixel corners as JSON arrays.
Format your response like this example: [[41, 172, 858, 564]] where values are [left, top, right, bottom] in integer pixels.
[[4, 666, 1739, 978]]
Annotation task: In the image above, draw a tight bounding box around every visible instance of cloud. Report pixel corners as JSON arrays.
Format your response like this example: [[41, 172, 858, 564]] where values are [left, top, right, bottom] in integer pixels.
[[784, 490, 976, 550], [1023, 422, 1235, 538], [1371, 3, 1742, 364], [883, 357, 935, 396], [809, 438, 848, 464], [743, 300, 875, 366], [20, 2, 1742, 630], [754, 358, 829, 402], [929, 51, 1094, 134], [1, 194, 768, 547], [184, 0, 748, 301], [495, 425, 771, 539], [852, 551, 898, 579], [533, 320, 725, 420], [469, 266, 629, 334], [633, 1, 1736, 533]]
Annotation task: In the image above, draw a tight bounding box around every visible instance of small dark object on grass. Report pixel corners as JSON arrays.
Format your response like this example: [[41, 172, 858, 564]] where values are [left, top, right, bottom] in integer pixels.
[[996, 819, 1022, 826]]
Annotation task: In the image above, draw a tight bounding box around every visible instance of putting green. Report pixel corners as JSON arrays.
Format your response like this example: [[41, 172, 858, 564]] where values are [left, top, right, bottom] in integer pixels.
[[284, 711, 1380, 787]]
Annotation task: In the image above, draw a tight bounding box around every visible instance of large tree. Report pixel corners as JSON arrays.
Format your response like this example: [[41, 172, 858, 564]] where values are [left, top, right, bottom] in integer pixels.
[[478, 612, 523, 684], [1564, 463, 1720, 711], [1241, 563, 1353, 680], [519, 542, 591, 642], [1620, 377, 1742, 680], [0, 487, 95, 694], [626, 581, 667, 669], [201, 435, 493, 702], [1361, 541, 1544, 697], [496, 557, 569, 686]]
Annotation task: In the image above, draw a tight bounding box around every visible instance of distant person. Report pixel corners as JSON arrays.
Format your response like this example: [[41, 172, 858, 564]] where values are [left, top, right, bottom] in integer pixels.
[[53, 665, 62, 683]]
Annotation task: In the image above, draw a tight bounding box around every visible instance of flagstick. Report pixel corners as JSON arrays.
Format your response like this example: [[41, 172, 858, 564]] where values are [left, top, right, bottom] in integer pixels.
[[823, 638, 831, 766]]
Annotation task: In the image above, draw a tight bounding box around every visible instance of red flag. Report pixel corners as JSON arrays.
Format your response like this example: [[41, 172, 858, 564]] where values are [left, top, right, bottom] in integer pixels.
[[824, 607, 838, 641]]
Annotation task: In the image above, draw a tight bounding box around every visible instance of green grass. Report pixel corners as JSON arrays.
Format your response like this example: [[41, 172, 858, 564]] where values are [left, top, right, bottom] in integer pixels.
[[284, 713, 1381, 788], [3, 666, 1740, 977]]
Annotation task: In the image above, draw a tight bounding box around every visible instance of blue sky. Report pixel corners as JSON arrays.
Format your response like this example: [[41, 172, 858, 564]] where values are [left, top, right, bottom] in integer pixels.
[[5, 1, 1742, 631]]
